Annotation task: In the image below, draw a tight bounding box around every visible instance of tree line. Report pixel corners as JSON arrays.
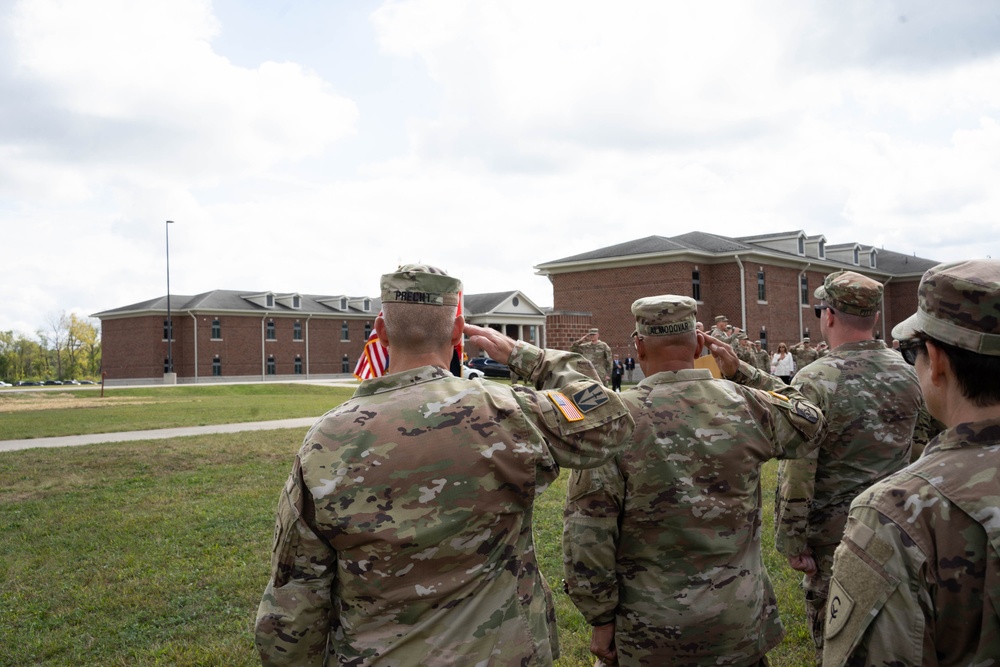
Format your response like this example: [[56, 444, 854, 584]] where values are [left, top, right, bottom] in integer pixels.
[[0, 312, 101, 383]]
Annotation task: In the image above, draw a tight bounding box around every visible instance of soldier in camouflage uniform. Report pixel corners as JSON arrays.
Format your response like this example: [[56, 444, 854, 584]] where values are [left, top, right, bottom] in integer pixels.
[[774, 271, 936, 664], [824, 259, 1000, 666], [571, 327, 614, 386], [563, 295, 825, 667], [753, 340, 771, 371], [710, 314, 732, 343], [790, 337, 819, 374], [734, 331, 755, 365], [255, 264, 634, 667]]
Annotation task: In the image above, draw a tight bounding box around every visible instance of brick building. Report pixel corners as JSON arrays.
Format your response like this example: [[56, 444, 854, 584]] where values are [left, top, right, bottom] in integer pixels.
[[535, 230, 940, 358], [93, 289, 546, 385]]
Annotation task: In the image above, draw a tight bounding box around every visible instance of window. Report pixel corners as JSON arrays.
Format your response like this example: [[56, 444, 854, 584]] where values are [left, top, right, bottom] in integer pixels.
[[363, 299, 371, 312], [266, 294, 274, 308], [853, 247, 860, 265], [818, 240, 826, 259], [212, 356, 222, 376], [692, 270, 701, 301], [163, 357, 172, 373], [340, 297, 348, 310], [364, 321, 372, 339], [211, 319, 221, 339], [163, 319, 174, 341], [800, 275, 809, 306], [342, 355, 350, 373], [266, 320, 276, 340], [266, 356, 276, 375], [341, 322, 350, 341], [757, 270, 767, 302], [293, 321, 303, 341], [797, 236, 805, 255], [869, 249, 877, 269], [293, 295, 301, 308], [294, 356, 303, 375], [512, 296, 520, 307]]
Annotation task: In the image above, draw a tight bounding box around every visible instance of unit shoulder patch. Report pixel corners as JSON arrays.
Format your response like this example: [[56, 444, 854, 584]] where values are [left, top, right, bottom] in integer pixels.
[[572, 385, 609, 413], [825, 577, 855, 639]]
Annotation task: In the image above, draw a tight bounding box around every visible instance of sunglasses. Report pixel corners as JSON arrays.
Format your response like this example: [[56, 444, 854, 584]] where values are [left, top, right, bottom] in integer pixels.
[[814, 304, 830, 318], [898, 338, 926, 366]]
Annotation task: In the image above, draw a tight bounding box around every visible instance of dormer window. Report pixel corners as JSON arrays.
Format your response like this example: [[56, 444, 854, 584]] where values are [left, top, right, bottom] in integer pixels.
[[797, 236, 805, 255], [869, 249, 877, 269], [363, 299, 371, 312], [853, 247, 860, 265], [293, 295, 301, 308], [818, 240, 826, 259], [266, 294, 274, 308], [340, 297, 348, 310]]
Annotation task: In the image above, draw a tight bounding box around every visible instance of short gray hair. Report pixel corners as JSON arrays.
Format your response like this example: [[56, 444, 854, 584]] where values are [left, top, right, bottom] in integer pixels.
[[382, 302, 457, 353]]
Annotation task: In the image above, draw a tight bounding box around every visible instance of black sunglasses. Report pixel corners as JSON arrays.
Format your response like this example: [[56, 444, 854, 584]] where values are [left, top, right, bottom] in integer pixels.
[[814, 304, 830, 319], [898, 338, 926, 366]]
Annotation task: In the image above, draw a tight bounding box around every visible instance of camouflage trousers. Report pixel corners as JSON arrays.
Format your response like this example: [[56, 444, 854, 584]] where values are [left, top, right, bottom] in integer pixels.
[[802, 544, 838, 667]]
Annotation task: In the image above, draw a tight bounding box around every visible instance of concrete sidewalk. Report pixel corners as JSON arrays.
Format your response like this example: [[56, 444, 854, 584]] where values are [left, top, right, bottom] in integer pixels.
[[0, 417, 319, 453]]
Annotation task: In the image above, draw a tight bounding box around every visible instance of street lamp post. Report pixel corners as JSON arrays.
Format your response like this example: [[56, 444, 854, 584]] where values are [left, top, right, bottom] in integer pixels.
[[165, 220, 175, 383]]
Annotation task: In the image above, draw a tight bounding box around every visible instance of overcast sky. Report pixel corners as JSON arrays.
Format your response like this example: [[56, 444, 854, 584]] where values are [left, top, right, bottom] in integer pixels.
[[2, 0, 999, 334]]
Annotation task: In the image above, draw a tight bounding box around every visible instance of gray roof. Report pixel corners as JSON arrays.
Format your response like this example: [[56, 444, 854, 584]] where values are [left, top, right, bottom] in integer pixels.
[[94, 289, 541, 319], [93, 289, 381, 319], [540, 236, 687, 264], [464, 291, 517, 314], [856, 246, 939, 276], [536, 230, 939, 278]]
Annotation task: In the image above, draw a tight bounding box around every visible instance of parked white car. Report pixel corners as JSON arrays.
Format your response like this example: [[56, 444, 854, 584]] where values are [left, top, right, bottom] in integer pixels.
[[462, 365, 485, 380]]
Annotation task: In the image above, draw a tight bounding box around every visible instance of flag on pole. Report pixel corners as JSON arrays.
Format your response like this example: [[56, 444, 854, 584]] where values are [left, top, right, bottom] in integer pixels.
[[353, 317, 388, 380]]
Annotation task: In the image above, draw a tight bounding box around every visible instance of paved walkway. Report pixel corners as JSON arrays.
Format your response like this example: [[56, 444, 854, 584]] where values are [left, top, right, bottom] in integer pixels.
[[0, 417, 319, 453]]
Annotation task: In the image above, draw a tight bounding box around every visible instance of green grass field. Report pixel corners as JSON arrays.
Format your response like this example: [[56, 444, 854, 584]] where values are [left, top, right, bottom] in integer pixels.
[[0, 384, 813, 666]]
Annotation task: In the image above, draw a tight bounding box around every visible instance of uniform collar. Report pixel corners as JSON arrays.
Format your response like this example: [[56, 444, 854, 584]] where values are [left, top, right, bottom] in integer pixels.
[[924, 416, 1000, 455], [354, 365, 451, 397]]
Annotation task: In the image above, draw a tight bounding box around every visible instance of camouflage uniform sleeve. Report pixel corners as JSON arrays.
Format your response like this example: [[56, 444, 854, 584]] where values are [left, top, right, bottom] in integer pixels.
[[773, 371, 829, 556], [823, 504, 929, 667], [507, 341, 634, 470], [727, 359, 826, 459], [255, 455, 338, 667], [562, 461, 625, 625]]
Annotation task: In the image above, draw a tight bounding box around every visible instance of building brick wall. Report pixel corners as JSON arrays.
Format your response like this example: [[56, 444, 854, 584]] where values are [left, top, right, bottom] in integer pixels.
[[546, 259, 922, 355], [100, 312, 377, 382]]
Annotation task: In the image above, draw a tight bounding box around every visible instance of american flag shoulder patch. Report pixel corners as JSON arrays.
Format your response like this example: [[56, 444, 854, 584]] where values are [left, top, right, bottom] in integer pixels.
[[547, 391, 585, 422]]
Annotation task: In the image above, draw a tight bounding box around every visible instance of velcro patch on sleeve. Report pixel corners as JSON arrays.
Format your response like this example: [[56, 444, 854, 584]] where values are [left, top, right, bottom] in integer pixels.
[[793, 402, 820, 424], [548, 391, 585, 422], [572, 385, 610, 413]]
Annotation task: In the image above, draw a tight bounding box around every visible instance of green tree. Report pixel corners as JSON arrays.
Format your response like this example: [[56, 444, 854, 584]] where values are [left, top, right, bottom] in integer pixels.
[[67, 314, 101, 378]]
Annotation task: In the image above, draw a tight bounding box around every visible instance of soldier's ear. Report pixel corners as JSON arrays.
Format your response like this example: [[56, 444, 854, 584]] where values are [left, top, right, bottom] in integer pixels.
[[450, 315, 465, 348], [923, 340, 951, 389], [375, 315, 389, 348]]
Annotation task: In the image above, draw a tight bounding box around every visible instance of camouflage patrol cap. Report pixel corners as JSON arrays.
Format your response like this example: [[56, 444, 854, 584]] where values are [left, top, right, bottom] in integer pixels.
[[714, 315, 728, 322], [632, 295, 697, 337], [892, 259, 1000, 356], [380, 264, 461, 307], [588, 328, 599, 335], [814, 270, 883, 316]]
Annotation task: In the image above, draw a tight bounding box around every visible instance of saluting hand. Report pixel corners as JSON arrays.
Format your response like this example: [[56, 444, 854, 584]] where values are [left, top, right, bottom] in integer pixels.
[[464, 324, 516, 365], [700, 330, 740, 378]]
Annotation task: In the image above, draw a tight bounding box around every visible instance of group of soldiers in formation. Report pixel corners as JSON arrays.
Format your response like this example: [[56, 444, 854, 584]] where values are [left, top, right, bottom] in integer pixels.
[[254, 259, 1000, 667]]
